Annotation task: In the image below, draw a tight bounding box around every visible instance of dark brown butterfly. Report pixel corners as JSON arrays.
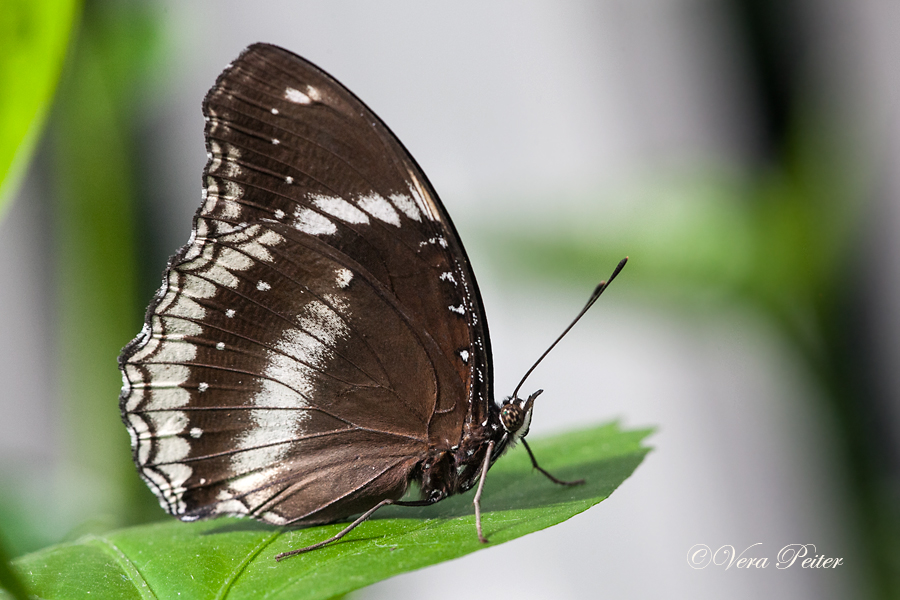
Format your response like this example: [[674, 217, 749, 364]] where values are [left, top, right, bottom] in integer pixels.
[[118, 43, 625, 560]]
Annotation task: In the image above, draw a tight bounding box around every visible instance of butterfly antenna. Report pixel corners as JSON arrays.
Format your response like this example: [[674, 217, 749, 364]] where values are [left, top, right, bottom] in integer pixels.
[[511, 257, 627, 401]]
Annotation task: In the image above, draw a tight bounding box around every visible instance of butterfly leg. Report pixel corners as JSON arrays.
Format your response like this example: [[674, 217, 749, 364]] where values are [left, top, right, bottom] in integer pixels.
[[474, 440, 495, 543], [275, 498, 396, 561], [521, 438, 585, 486]]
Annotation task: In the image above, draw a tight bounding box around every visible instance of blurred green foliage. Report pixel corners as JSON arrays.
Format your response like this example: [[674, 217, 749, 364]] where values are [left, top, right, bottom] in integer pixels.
[[49, 0, 166, 531], [0, 0, 80, 217]]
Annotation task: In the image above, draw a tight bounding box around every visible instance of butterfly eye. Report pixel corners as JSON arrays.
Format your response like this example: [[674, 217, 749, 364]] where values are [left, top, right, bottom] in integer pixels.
[[500, 403, 524, 432]]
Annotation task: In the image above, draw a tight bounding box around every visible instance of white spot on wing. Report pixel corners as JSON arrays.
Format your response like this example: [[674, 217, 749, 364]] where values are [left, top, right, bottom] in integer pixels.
[[215, 342, 225, 351], [420, 236, 448, 249], [144, 364, 192, 410], [190, 427, 203, 438], [223, 147, 242, 178], [157, 317, 202, 340], [257, 281, 271, 291], [146, 411, 189, 439], [262, 511, 287, 525], [285, 87, 311, 104], [313, 195, 370, 225], [149, 335, 197, 363], [305, 85, 322, 102], [144, 461, 192, 514], [213, 495, 249, 516], [126, 414, 149, 462], [151, 430, 190, 464], [298, 301, 349, 356], [449, 304, 465, 315], [293, 207, 337, 236], [285, 176, 293, 184], [272, 138, 280, 145], [440, 271, 456, 284], [225, 309, 236, 318], [389, 193, 422, 221], [208, 141, 222, 172], [200, 183, 221, 218], [198, 382, 209, 392], [460, 350, 470, 362], [241, 230, 282, 262], [357, 193, 401, 226], [271, 107, 279, 114], [335, 268, 353, 288]]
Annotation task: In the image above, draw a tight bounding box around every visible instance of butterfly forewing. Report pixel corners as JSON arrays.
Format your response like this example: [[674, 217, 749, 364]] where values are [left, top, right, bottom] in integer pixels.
[[119, 44, 492, 525]]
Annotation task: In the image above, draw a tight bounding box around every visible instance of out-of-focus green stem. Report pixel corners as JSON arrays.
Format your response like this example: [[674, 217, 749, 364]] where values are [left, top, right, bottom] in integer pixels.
[[50, 0, 163, 527]]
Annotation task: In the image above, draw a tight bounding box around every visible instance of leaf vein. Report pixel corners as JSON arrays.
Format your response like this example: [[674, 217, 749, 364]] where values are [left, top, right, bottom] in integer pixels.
[[85, 536, 158, 600], [214, 529, 281, 600]]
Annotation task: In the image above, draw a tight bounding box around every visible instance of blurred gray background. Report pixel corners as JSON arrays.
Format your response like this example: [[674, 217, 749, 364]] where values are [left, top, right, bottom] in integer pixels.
[[3, 1, 899, 598]]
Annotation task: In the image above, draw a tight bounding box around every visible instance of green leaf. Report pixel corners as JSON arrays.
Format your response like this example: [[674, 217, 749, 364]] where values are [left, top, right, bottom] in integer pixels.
[[9, 423, 651, 600], [0, 0, 80, 218]]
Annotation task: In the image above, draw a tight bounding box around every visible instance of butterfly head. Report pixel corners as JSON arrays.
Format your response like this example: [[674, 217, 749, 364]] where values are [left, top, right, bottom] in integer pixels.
[[499, 389, 543, 438]]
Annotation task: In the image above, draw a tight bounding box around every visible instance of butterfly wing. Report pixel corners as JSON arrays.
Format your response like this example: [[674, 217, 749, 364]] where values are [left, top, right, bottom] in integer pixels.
[[119, 44, 493, 525]]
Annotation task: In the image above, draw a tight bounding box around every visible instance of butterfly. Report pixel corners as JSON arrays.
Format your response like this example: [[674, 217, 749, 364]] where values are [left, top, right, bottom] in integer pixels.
[[118, 43, 626, 560]]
